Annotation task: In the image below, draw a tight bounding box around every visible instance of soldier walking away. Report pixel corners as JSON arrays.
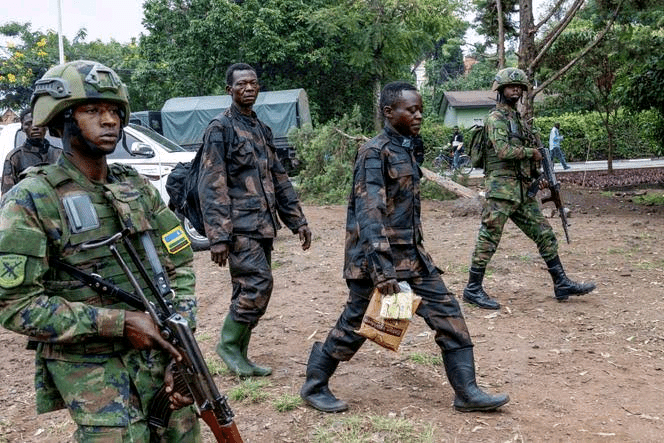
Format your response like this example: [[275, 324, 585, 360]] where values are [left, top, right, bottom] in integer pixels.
[[0, 60, 200, 441], [462, 68, 595, 310], [2, 108, 62, 194], [198, 63, 312, 377], [300, 81, 509, 414]]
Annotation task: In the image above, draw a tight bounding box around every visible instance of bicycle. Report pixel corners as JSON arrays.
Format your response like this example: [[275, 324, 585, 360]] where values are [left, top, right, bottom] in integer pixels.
[[432, 144, 473, 177]]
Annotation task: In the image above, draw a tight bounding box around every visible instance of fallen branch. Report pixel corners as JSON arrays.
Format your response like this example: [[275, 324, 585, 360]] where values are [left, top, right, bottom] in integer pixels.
[[420, 167, 479, 199]]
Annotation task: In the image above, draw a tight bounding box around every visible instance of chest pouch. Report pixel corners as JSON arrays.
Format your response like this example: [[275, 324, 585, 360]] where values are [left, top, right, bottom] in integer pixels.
[[62, 193, 100, 234], [104, 182, 153, 234]]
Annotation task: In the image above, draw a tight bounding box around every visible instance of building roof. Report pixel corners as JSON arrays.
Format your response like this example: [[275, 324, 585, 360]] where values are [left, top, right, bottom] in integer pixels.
[[442, 90, 496, 109]]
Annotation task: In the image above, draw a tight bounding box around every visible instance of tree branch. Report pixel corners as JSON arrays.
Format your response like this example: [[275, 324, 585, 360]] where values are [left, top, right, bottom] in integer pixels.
[[532, 1, 623, 98], [531, 0, 585, 71]]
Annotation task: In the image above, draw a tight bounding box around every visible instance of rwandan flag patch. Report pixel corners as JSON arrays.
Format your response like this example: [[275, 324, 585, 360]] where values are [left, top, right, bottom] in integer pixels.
[[162, 226, 191, 254]]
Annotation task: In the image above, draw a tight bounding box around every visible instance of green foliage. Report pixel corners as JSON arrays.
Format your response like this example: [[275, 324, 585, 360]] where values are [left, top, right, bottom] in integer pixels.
[[632, 192, 664, 207], [0, 22, 145, 112], [290, 107, 365, 204], [533, 109, 664, 161], [0, 24, 58, 110], [139, 0, 463, 126]]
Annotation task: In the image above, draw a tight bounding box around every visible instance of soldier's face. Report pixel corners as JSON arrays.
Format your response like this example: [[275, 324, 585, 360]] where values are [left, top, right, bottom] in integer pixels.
[[21, 113, 47, 140], [72, 101, 121, 154], [502, 85, 524, 104], [384, 90, 423, 137], [227, 70, 259, 112]]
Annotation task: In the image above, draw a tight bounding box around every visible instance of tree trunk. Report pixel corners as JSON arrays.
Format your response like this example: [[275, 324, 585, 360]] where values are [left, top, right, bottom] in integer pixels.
[[497, 0, 505, 68], [518, 0, 536, 122]]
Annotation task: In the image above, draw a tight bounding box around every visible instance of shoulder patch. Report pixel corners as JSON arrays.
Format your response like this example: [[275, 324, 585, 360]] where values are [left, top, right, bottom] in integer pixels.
[[162, 226, 191, 254], [0, 254, 27, 288]]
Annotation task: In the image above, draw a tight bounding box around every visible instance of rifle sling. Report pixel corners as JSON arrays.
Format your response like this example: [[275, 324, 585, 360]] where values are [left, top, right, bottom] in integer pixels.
[[51, 258, 146, 311]]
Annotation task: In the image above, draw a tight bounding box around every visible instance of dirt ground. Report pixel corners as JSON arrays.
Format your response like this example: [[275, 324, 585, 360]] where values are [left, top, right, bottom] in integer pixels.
[[1, 177, 664, 442]]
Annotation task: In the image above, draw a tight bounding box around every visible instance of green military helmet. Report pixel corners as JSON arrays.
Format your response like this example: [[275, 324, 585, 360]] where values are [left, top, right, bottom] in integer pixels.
[[492, 67, 529, 92], [31, 60, 130, 128]]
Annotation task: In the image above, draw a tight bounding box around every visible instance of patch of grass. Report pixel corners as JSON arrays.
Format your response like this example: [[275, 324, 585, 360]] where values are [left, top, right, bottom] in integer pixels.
[[634, 259, 664, 270], [271, 260, 283, 270], [632, 192, 664, 206], [196, 331, 214, 342], [408, 352, 443, 366], [206, 355, 228, 376], [312, 414, 436, 443], [510, 253, 534, 263], [272, 393, 302, 412], [228, 378, 271, 403]]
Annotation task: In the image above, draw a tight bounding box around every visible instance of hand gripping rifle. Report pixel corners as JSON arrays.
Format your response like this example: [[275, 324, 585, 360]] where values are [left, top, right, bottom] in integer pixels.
[[525, 132, 571, 244], [77, 229, 243, 443]]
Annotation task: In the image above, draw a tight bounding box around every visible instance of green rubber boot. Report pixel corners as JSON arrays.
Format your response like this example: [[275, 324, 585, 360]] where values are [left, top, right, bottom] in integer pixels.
[[241, 325, 272, 377], [216, 315, 254, 377]]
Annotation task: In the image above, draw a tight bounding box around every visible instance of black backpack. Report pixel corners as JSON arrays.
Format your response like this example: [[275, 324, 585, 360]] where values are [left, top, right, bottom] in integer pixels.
[[166, 147, 206, 235], [166, 116, 233, 235]]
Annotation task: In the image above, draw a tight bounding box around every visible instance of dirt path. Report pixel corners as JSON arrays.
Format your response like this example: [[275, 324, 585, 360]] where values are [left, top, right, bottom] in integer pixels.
[[1, 185, 663, 442]]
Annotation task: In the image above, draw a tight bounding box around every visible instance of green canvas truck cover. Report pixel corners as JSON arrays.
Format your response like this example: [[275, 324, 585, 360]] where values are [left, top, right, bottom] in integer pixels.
[[160, 89, 311, 149]]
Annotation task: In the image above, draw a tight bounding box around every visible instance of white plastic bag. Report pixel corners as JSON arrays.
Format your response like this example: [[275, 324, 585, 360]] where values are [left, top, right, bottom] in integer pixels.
[[380, 281, 415, 320]]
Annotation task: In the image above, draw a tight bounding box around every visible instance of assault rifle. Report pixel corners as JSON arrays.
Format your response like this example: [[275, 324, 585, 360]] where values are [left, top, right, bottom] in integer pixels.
[[73, 229, 243, 443], [525, 132, 571, 244]]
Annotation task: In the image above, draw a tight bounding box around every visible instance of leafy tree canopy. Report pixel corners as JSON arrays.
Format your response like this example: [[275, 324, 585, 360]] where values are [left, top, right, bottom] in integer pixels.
[[139, 0, 464, 126]]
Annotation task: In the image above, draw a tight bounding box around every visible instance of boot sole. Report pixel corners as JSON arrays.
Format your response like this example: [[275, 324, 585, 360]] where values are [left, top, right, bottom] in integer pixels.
[[556, 286, 596, 301], [454, 396, 510, 412], [462, 295, 501, 310], [301, 397, 349, 413]]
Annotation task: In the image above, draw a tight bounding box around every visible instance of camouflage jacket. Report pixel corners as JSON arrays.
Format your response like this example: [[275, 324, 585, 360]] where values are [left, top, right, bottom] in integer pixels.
[[0, 154, 196, 412], [485, 103, 539, 202], [343, 126, 437, 283], [198, 104, 307, 245], [1, 139, 62, 195]]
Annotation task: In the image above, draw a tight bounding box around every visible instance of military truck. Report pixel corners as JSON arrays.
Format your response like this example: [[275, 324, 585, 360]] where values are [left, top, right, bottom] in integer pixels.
[[130, 88, 311, 170]]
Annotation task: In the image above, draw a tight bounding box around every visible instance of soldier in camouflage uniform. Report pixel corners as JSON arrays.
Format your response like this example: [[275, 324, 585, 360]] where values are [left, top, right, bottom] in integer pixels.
[[2, 108, 62, 194], [0, 60, 199, 442], [462, 68, 596, 310], [300, 81, 509, 414], [198, 63, 312, 377]]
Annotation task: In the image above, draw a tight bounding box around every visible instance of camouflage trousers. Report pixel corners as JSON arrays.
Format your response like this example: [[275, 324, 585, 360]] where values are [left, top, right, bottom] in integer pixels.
[[470, 197, 558, 269], [228, 235, 274, 325], [45, 348, 199, 442], [322, 273, 473, 361]]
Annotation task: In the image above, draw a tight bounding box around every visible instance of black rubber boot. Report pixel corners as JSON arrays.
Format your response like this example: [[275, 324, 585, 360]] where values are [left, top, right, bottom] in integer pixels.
[[443, 347, 509, 412], [241, 324, 272, 377], [462, 267, 500, 310], [546, 256, 596, 301], [216, 314, 254, 377], [300, 342, 348, 413]]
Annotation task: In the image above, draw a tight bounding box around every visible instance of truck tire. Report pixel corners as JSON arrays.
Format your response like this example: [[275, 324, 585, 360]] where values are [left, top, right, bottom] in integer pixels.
[[176, 212, 210, 251]]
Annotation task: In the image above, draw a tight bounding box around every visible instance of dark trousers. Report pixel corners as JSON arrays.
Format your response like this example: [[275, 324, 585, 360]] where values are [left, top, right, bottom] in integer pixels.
[[228, 235, 274, 324], [322, 272, 473, 361]]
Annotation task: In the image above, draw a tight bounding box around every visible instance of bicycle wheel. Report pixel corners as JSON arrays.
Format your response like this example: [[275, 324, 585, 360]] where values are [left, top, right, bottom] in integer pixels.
[[457, 155, 473, 176]]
